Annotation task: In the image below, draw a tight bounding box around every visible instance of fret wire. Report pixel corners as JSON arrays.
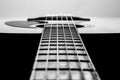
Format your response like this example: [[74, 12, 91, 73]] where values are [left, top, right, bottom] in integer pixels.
[[30, 16, 48, 80], [69, 16, 101, 80], [61, 15, 72, 80], [56, 15, 59, 80], [65, 15, 84, 80]]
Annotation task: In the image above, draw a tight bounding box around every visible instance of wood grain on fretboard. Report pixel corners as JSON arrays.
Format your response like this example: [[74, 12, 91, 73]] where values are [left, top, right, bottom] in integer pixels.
[[29, 16, 100, 80]]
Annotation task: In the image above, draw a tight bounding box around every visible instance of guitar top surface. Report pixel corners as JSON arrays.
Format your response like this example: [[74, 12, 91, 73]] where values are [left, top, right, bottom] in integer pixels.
[[0, 16, 120, 33]]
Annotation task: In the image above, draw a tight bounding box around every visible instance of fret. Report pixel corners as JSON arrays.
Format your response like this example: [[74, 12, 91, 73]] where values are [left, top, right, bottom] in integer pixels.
[[29, 15, 101, 80]]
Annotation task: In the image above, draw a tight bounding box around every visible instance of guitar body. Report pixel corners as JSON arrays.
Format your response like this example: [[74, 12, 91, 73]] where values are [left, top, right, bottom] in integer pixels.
[[0, 15, 119, 80]]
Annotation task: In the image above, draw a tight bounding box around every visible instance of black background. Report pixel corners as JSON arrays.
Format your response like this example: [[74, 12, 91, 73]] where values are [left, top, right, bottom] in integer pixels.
[[0, 33, 119, 80]]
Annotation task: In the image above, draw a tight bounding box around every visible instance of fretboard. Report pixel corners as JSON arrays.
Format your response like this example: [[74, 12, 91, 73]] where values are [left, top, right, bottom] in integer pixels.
[[29, 16, 101, 80]]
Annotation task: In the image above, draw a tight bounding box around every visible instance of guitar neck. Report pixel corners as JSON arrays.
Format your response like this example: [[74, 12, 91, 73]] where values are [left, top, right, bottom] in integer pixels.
[[29, 16, 101, 80]]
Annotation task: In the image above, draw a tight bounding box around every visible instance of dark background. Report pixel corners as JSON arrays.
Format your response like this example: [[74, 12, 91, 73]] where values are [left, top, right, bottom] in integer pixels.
[[0, 33, 119, 80]]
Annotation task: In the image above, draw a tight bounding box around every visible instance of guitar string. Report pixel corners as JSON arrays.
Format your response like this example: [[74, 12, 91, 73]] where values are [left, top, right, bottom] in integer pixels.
[[29, 16, 48, 80], [45, 15, 52, 79], [65, 15, 84, 80], [70, 16, 94, 69], [69, 15, 92, 79], [56, 15, 60, 80], [36, 16, 48, 80], [61, 15, 72, 80], [70, 16, 101, 80]]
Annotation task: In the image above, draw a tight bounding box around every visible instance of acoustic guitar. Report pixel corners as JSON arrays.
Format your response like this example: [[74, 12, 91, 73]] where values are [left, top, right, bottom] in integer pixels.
[[22, 15, 101, 80]]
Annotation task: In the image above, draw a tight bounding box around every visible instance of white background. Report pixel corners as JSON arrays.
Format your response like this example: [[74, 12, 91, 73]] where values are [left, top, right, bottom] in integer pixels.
[[0, 0, 120, 18]]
